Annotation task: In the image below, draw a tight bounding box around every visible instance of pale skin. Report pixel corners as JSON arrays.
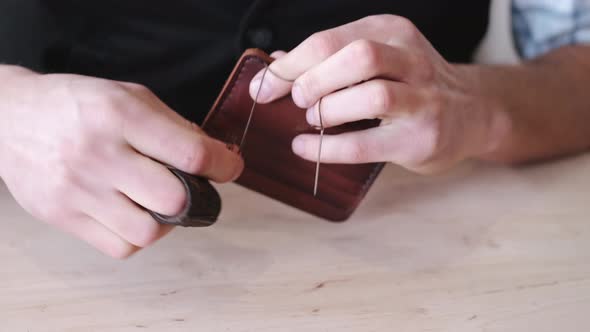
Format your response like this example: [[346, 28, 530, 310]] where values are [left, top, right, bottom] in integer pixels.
[[250, 15, 590, 171], [1, 14, 589, 258], [0, 69, 244, 258]]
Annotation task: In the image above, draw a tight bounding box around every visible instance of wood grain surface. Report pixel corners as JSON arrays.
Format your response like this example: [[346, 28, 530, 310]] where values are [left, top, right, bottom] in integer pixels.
[[1, 154, 590, 331]]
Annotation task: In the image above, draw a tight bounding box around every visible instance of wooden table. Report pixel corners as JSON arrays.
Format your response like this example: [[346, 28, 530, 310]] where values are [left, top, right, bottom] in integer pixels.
[[2, 155, 590, 331]]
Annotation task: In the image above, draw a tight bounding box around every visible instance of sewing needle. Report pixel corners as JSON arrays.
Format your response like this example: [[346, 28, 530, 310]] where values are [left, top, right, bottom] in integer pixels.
[[314, 98, 324, 197], [239, 64, 269, 152], [247, 65, 324, 197]]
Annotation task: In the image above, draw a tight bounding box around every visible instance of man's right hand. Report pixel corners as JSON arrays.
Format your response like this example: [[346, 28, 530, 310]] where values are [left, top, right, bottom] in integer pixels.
[[0, 66, 244, 258]]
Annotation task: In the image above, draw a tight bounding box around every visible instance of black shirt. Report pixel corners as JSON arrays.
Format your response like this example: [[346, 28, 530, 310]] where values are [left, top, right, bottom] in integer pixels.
[[42, 0, 490, 123]]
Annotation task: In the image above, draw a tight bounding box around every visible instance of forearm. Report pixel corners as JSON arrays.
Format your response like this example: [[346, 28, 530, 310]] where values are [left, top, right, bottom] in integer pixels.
[[458, 45, 590, 164]]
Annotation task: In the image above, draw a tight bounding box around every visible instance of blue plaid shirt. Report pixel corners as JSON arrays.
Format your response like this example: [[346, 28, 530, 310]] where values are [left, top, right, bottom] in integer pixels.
[[513, 0, 590, 58]]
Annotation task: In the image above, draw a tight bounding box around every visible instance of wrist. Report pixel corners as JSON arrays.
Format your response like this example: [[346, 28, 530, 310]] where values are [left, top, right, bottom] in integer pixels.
[[480, 102, 512, 159], [453, 64, 513, 161]]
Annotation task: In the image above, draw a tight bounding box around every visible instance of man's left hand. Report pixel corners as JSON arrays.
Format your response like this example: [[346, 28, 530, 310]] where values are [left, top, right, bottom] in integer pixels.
[[250, 15, 510, 174]]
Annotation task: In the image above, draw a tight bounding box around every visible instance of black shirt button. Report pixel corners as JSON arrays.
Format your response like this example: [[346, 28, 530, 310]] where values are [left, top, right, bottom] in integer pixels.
[[247, 27, 274, 49]]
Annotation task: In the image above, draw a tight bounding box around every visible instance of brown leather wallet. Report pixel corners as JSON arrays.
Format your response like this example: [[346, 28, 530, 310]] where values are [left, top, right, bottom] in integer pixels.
[[202, 49, 384, 221]]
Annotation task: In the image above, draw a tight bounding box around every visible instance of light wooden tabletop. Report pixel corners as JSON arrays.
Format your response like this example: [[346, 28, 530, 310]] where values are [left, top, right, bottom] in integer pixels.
[[1, 155, 590, 332]]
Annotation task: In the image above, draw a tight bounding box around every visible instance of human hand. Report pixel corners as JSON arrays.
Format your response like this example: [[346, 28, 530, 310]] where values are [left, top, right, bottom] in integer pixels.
[[250, 15, 510, 174], [0, 67, 243, 258]]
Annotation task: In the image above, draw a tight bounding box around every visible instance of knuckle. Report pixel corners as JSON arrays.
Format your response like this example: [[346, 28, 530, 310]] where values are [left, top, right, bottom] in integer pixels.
[[363, 14, 400, 36], [412, 53, 436, 82], [369, 81, 394, 115], [122, 82, 151, 94], [132, 222, 162, 248], [346, 140, 369, 163], [98, 108, 122, 130], [55, 132, 98, 175], [350, 40, 382, 75], [93, 83, 144, 126], [295, 75, 318, 104], [119, 83, 158, 109], [82, 95, 124, 132], [180, 138, 211, 174], [308, 31, 340, 59], [368, 14, 397, 24], [390, 16, 419, 40]]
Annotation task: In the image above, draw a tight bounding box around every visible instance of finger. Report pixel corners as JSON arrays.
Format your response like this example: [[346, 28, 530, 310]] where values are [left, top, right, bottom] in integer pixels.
[[270, 50, 288, 58], [261, 16, 426, 104], [59, 214, 139, 259], [269, 18, 394, 81], [253, 20, 380, 104], [123, 98, 244, 182], [115, 150, 188, 216], [86, 191, 173, 248], [305, 79, 417, 128], [292, 40, 413, 108], [193, 136, 245, 183], [292, 127, 389, 164], [292, 123, 436, 166], [249, 50, 292, 104]]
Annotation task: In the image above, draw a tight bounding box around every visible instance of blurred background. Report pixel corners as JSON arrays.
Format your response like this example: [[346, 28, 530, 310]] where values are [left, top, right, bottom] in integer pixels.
[[0, 0, 58, 70], [0, 0, 518, 71]]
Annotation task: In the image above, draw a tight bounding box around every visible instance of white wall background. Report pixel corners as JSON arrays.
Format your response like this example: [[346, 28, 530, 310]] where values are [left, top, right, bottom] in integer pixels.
[[475, 0, 521, 64]]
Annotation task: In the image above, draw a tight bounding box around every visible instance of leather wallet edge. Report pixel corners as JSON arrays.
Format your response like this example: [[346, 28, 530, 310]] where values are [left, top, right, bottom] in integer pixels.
[[203, 48, 272, 127], [203, 48, 384, 221]]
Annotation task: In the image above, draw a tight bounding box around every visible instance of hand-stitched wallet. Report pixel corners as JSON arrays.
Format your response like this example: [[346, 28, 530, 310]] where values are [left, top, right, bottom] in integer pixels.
[[201, 49, 384, 221]]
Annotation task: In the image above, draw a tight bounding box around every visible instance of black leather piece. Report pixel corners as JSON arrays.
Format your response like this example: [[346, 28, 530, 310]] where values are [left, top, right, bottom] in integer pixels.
[[149, 168, 221, 227]]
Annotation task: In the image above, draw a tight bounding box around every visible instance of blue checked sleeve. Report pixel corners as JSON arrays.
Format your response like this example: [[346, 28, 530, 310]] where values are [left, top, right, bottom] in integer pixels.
[[512, 0, 590, 58]]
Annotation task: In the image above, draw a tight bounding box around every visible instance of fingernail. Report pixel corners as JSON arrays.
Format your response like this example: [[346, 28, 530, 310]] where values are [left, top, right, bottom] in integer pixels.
[[250, 77, 272, 103], [291, 83, 306, 108], [292, 136, 306, 156]]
